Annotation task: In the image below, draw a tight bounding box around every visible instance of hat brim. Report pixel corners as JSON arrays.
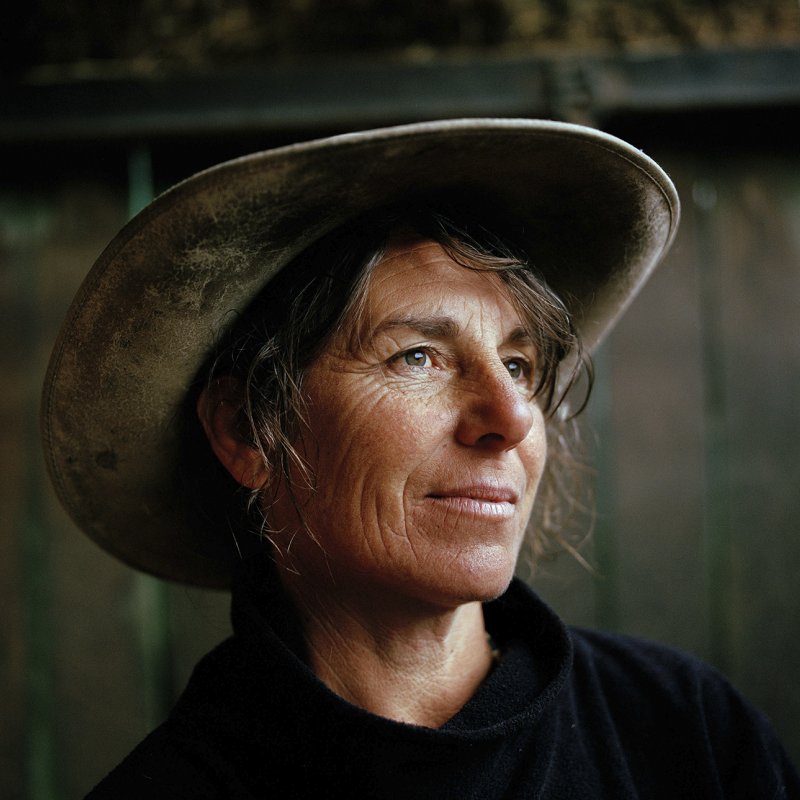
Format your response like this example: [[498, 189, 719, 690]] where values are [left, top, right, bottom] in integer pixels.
[[41, 118, 679, 588]]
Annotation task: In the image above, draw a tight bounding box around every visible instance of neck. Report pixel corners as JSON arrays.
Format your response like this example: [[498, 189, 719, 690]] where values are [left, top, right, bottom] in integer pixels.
[[278, 572, 496, 728]]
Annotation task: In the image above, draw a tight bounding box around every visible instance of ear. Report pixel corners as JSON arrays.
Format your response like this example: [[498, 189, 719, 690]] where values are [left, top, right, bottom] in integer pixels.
[[196, 376, 268, 490]]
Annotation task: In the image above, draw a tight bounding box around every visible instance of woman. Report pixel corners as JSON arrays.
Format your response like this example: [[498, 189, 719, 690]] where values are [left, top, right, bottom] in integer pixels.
[[42, 120, 798, 798]]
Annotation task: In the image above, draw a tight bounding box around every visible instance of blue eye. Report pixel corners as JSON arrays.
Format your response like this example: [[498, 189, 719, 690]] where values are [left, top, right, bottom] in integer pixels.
[[403, 350, 429, 367], [505, 359, 523, 378]]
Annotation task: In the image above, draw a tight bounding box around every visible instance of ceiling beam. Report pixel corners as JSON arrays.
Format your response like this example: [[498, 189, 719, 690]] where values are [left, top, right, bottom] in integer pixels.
[[2, 46, 798, 143]]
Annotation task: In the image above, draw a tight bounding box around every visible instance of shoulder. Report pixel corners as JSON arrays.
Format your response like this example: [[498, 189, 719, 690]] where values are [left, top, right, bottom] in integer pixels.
[[569, 625, 726, 694], [566, 626, 799, 798], [568, 625, 758, 731], [83, 725, 221, 799], [84, 639, 250, 799]]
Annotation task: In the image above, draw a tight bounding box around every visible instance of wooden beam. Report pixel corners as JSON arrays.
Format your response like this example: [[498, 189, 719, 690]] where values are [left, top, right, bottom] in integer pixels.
[[2, 46, 798, 143]]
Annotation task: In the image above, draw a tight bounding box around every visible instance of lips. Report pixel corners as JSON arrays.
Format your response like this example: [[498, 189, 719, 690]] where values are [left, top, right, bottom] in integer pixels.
[[428, 483, 519, 504], [425, 483, 520, 521]]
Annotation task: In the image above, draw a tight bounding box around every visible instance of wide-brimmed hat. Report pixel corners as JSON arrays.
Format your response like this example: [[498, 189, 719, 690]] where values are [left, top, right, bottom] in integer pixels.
[[41, 118, 679, 589]]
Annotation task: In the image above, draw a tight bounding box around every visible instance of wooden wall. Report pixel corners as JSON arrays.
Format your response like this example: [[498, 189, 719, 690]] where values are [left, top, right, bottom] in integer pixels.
[[537, 145, 800, 761], [2, 140, 798, 798]]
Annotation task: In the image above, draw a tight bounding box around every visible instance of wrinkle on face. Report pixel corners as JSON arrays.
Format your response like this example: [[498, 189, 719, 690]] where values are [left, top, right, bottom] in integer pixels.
[[266, 238, 547, 613]]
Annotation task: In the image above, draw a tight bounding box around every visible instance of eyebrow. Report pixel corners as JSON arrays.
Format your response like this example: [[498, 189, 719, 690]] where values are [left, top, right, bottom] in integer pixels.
[[372, 315, 461, 340], [509, 326, 535, 346], [370, 315, 536, 347]]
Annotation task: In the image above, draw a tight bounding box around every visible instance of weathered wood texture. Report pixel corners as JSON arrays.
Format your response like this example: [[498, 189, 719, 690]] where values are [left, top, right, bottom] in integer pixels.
[[2, 143, 798, 798], [8, 0, 799, 80]]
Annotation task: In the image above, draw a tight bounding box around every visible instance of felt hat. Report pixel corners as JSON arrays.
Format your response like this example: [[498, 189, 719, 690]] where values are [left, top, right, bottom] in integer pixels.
[[41, 118, 680, 588]]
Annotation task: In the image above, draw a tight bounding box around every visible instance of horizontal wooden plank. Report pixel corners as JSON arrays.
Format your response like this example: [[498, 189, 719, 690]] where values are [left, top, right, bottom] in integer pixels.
[[1, 46, 798, 143]]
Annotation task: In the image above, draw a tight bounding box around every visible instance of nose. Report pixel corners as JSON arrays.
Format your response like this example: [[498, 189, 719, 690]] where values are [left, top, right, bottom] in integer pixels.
[[454, 364, 535, 452]]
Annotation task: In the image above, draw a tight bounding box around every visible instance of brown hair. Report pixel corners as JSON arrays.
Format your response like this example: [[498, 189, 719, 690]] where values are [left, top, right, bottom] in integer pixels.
[[201, 202, 593, 566]]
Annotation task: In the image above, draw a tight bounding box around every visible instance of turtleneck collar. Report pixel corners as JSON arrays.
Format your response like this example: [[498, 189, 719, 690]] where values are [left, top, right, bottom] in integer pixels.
[[163, 551, 577, 797], [228, 550, 573, 740]]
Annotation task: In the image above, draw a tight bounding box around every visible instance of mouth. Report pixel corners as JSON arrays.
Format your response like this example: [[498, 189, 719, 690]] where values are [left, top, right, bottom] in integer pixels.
[[426, 484, 519, 518]]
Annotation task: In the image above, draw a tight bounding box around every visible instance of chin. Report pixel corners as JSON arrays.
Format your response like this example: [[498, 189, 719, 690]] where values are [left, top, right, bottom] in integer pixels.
[[426, 546, 519, 607]]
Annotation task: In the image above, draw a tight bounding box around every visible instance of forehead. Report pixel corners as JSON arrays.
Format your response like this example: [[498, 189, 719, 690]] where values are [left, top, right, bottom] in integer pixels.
[[362, 238, 523, 328]]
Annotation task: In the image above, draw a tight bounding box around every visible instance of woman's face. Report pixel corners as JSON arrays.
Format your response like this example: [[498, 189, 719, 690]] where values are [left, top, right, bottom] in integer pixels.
[[267, 238, 547, 611]]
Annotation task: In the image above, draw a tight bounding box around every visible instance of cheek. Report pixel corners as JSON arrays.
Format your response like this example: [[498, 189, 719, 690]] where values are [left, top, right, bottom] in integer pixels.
[[312, 379, 448, 470], [521, 413, 548, 497], [303, 388, 443, 517]]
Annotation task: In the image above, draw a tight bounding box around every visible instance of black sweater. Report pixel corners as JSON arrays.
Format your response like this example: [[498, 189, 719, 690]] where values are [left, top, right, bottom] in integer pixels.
[[88, 554, 799, 798]]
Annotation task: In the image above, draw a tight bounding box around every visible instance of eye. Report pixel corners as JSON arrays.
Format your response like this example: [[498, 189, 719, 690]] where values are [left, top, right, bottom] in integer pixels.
[[504, 358, 525, 379], [503, 357, 532, 386], [402, 349, 430, 368]]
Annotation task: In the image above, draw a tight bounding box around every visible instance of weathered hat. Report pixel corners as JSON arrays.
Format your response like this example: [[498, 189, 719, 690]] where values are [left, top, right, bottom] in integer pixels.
[[41, 118, 679, 589]]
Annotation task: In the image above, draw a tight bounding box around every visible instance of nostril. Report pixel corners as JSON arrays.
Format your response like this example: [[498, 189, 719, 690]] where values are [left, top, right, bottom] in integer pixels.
[[475, 431, 519, 453]]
